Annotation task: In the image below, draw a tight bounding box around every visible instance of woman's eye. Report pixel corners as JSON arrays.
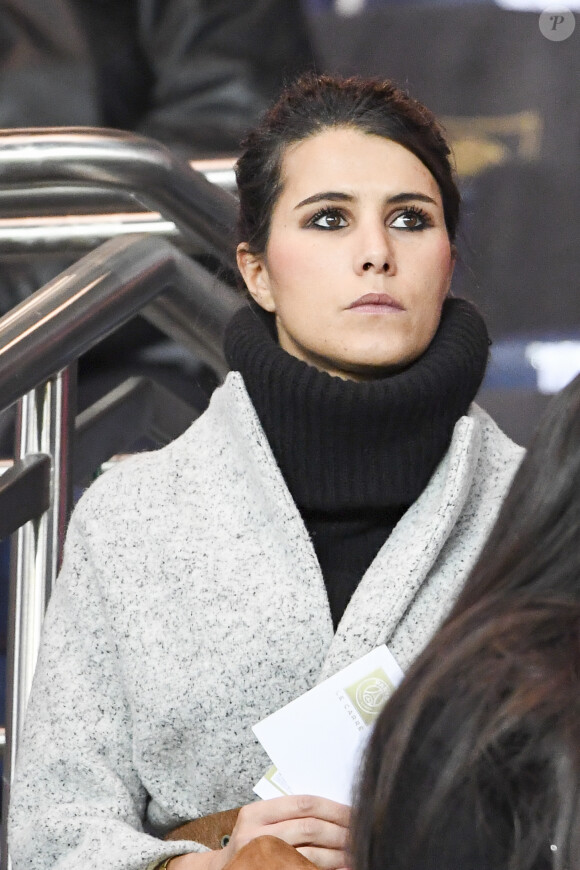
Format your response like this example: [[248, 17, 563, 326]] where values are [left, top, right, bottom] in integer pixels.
[[390, 209, 429, 231], [309, 209, 348, 229]]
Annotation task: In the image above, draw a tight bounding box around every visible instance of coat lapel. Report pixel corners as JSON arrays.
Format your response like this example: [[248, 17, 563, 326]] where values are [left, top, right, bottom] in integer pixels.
[[221, 373, 334, 677], [317, 414, 482, 680]]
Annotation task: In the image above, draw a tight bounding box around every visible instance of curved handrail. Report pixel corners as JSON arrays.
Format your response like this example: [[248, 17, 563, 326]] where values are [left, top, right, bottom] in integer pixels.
[[0, 211, 181, 255], [0, 233, 243, 415], [0, 129, 238, 267], [0, 155, 236, 218]]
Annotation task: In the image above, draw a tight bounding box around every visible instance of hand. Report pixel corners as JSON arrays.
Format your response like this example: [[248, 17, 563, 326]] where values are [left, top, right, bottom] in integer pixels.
[[166, 795, 351, 870], [218, 795, 350, 870]]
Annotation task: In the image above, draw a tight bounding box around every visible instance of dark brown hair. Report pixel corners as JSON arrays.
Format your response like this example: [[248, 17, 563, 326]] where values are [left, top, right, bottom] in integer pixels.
[[352, 374, 580, 870], [235, 73, 460, 254]]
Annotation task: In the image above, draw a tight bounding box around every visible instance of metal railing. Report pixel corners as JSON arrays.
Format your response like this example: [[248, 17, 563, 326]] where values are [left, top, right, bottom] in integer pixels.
[[0, 129, 237, 262], [0, 130, 243, 866], [0, 157, 236, 254]]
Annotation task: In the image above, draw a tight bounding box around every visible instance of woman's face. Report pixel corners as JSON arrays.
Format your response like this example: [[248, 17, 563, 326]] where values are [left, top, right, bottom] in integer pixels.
[[237, 126, 455, 380]]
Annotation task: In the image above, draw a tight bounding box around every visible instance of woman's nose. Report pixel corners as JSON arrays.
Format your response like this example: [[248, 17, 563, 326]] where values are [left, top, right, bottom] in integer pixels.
[[353, 225, 395, 276]]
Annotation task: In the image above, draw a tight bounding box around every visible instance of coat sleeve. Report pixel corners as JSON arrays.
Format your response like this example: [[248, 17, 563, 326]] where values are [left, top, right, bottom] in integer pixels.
[[7, 508, 202, 870], [135, 0, 315, 156]]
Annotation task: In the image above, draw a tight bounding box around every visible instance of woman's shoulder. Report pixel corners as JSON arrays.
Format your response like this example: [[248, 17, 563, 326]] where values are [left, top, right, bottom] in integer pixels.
[[72, 373, 256, 521]]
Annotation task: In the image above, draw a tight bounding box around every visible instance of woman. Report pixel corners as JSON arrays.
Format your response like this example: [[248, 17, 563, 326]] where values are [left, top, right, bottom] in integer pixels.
[[8, 75, 522, 870], [352, 373, 580, 870]]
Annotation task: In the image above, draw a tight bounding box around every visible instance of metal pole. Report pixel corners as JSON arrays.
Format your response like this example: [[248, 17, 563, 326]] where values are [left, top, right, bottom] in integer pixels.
[[0, 129, 238, 269], [2, 365, 75, 869]]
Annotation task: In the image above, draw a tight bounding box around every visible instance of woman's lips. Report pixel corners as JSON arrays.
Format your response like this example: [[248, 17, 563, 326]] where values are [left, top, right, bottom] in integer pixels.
[[348, 292, 404, 312]]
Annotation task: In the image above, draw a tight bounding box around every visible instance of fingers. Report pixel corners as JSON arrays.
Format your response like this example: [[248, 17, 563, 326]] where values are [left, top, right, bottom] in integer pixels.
[[240, 794, 350, 828], [227, 796, 351, 870], [266, 813, 349, 850]]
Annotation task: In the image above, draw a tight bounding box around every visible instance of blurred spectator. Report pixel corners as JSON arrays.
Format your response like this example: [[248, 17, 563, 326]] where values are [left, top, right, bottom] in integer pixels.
[[0, 0, 99, 126], [0, 0, 315, 156]]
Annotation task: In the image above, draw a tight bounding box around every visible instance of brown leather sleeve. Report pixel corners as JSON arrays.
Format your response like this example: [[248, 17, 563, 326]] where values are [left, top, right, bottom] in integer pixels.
[[165, 815, 318, 867], [222, 836, 318, 870], [164, 808, 241, 851]]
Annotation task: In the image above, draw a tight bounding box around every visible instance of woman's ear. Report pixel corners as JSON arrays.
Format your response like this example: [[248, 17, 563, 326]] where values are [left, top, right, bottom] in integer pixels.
[[236, 244, 276, 312]]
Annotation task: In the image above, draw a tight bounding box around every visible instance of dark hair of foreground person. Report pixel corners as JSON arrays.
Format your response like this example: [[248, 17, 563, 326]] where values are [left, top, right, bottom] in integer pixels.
[[352, 373, 580, 870]]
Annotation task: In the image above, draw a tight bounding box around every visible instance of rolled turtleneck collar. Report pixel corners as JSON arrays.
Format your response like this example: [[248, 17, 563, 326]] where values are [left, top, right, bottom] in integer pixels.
[[224, 297, 490, 513]]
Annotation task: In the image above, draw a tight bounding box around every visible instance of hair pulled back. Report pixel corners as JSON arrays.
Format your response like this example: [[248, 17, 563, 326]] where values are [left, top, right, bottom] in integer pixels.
[[235, 73, 460, 253]]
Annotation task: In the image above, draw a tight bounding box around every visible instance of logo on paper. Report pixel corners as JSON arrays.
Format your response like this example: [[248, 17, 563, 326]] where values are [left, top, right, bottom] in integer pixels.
[[345, 668, 394, 725]]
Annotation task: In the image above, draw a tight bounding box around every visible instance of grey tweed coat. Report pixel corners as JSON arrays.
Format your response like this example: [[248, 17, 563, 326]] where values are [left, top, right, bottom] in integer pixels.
[[9, 372, 523, 870]]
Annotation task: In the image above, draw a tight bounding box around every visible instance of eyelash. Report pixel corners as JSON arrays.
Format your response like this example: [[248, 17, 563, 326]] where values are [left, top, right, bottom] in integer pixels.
[[393, 205, 432, 231], [307, 206, 346, 230], [306, 205, 432, 231]]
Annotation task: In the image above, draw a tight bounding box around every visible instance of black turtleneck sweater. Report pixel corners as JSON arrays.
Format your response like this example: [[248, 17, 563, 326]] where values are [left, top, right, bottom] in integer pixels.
[[224, 298, 489, 628]]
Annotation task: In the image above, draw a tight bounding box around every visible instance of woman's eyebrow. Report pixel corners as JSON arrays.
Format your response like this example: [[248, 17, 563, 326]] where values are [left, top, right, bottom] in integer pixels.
[[294, 190, 438, 210], [295, 191, 353, 209], [387, 192, 437, 205]]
